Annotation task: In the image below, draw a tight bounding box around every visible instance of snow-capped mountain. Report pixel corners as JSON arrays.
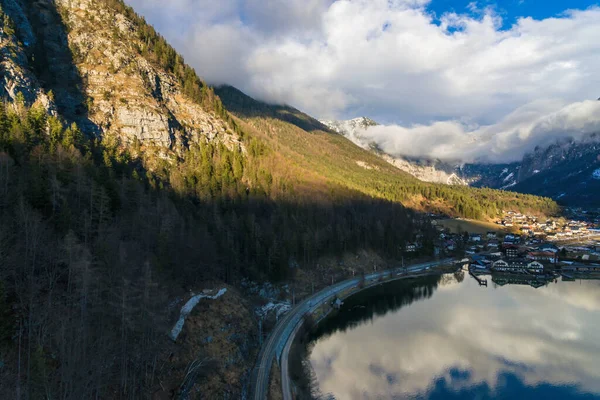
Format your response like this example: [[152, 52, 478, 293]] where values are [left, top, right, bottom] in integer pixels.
[[320, 117, 378, 149], [320, 118, 471, 185], [323, 117, 600, 206]]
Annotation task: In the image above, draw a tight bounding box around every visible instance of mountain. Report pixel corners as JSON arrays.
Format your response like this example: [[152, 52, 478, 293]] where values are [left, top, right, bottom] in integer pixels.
[[0, 1, 560, 399], [1, 0, 558, 218], [513, 138, 600, 206], [324, 117, 600, 206], [2, 0, 240, 151], [320, 116, 378, 144], [320, 117, 476, 185], [216, 85, 559, 218]]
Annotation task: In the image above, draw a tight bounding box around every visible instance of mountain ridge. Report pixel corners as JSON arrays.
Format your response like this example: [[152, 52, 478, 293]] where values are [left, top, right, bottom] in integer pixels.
[[324, 116, 600, 206]]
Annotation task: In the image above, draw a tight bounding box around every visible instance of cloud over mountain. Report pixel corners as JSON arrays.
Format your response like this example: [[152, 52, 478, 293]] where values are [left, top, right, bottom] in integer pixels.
[[125, 0, 600, 162], [359, 100, 600, 163]]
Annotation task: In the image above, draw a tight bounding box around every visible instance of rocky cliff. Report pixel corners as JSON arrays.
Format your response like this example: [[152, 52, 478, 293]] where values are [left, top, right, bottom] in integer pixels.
[[518, 135, 600, 182], [0, 0, 55, 112], [2, 0, 240, 153], [512, 136, 600, 206]]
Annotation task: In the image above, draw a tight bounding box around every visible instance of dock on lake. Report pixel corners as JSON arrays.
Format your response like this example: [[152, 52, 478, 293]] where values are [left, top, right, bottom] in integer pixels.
[[469, 269, 488, 286]]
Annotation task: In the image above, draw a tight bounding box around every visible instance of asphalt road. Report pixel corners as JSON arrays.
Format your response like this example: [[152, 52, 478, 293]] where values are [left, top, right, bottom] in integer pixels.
[[251, 259, 452, 400]]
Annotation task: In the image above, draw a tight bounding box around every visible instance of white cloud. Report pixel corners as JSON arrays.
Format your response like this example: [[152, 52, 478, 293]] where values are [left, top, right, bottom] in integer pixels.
[[359, 99, 600, 163], [124, 0, 600, 162]]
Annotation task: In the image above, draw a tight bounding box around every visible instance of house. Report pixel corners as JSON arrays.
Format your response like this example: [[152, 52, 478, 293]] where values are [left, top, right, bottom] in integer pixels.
[[492, 259, 544, 273], [562, 264, 600, 273], [527, 251, 557, 264], [504, 244, 520, 259], [488, 239, 500, 249], [470, 234, 482, 242], [520, 227, 533, 236], [405, 243, 417, 253], [487, 231, 497, 239], [491, 260, 509, 271], [471, 260, 490, 270], [539, 243, 559, 254]]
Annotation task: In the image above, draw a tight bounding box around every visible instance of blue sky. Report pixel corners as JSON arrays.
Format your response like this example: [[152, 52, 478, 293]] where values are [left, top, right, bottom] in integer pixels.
[[428, 0, 599, 28]]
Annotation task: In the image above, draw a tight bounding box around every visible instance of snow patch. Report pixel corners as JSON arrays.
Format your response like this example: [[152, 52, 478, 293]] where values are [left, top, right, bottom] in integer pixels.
[[169, 288, 227, 341], [533, 170, 540, 174], [501, 180, 517, 190], [502, 172, 514, 183], [256, 301, 291, 320], [593, 168, 600, 180], [356, 160, 378, 170]]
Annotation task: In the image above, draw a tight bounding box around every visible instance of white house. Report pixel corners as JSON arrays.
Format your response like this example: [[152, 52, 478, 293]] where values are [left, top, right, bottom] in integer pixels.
[[470, 234, 482, 242], [492, 259, 544, 273]]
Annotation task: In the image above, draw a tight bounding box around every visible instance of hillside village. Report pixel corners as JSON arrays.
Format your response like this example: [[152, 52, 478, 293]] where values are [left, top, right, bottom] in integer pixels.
[[498, 209, 600, 241], [427, 210, 600, 286]]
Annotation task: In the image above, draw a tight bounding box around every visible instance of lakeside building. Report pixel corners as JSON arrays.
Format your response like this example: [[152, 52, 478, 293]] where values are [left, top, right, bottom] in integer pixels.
[[504, 244, 520, 259], [562, 264, 600, 273], [491, 259, 544, 273], [527, 251, 558, 264]]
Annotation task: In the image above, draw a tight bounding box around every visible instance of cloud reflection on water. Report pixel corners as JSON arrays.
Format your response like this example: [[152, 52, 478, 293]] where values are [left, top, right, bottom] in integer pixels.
[[309, 277, 600, 399]]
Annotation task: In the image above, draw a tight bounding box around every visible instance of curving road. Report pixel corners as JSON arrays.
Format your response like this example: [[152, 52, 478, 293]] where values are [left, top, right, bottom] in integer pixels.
[[251, 259, 453, 400]]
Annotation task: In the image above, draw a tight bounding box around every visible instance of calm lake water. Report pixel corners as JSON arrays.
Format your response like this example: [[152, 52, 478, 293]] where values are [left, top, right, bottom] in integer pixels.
[[308, 272, 600, 400]]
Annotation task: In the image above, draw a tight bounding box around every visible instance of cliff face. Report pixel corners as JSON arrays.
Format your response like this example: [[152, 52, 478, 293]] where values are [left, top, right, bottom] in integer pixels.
[[2, 0, 240, 152], [0, 0, 55, 111], [513, 136, 600, 206], [518, 136, 600, 182]]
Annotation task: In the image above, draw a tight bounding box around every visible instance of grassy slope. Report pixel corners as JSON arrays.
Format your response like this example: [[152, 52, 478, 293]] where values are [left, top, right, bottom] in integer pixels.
[[217, 86, 559, 219], [437, 219, 507, 234]]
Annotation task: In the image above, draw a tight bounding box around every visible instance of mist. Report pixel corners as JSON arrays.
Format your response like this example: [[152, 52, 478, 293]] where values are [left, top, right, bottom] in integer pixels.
[[357, 100, 600, 163]]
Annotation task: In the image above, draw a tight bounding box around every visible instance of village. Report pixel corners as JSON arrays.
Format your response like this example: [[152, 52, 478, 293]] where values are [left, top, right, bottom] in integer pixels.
[[426, 210, 600, 288]]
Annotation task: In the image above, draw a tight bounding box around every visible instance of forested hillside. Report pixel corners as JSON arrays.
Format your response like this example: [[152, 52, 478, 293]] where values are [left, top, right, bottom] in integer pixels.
[[215, 85, 559, 219], [0, 0, 560, 398]]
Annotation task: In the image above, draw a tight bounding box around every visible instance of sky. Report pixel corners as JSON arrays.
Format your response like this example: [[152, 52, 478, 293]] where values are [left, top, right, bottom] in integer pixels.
[[125, 0, 600, 163]]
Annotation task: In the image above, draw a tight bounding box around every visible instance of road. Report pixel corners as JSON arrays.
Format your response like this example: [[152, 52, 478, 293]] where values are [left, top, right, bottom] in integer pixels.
[[251, 259, 452, 400]]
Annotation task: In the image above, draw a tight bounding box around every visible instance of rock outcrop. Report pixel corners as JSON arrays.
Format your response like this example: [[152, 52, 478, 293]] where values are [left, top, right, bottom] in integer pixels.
[[0, 1, 54, 111], [2, 0, 241, 153]]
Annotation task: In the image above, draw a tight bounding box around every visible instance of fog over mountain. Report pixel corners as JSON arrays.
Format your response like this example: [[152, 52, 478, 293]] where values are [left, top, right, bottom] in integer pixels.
[[358, 99, 600, 163], [125, 0, 600, 163]]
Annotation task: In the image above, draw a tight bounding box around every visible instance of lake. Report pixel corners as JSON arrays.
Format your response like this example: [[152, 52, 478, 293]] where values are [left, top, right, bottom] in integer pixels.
[[307, 272, 600, 399]]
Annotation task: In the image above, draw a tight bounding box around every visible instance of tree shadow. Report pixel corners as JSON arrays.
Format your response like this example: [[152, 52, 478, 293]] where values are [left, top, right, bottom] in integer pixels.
[[310, 276, 441, 341], [19, 0, 100, 135], [215, 85, 332, 133]]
